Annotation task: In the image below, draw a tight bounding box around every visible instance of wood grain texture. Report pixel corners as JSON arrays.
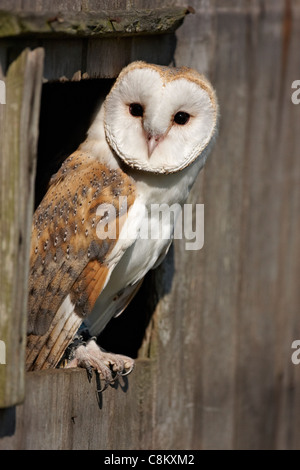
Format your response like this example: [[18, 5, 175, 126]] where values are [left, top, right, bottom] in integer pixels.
[[0, 7, 189, 39], [173, 0, 300, 450], [0, 0, 300, 450], [0, 48, 44, 407], [0, 366, 151, 449], [0, 1, 181, 80]]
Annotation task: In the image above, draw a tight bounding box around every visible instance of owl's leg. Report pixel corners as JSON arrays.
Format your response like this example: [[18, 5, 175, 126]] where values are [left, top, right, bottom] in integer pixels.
[[65, 336, 134, 389]]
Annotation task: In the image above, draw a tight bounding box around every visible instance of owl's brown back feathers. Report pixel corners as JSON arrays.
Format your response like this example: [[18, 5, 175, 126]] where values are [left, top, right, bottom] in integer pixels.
[[27, 151, 135, 337]]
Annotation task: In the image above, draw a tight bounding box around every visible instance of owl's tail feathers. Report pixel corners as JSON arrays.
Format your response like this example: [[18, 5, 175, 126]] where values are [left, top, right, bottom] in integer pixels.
[[26, 295, 82, 371]]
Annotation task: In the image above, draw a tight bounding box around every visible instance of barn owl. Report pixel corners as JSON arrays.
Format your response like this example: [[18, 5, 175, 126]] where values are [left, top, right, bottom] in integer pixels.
[[26, 61, 218, 386]]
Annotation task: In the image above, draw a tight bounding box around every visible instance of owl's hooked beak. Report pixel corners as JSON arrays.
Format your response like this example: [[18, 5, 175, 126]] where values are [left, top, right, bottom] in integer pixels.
[[146, 133, 165, 158]]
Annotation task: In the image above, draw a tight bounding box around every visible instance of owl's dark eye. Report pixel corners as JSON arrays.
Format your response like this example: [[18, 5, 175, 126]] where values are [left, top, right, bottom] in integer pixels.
[[129, 103, 144, 117], [174, 111, 190, 125]]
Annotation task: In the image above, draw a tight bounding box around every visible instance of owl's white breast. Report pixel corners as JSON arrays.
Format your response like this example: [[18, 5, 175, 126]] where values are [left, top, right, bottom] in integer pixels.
[[80, 101, 208, 335]]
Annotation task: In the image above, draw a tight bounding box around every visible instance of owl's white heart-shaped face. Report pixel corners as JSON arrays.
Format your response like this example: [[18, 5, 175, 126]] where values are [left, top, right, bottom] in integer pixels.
[[103, 62, 218, 174]]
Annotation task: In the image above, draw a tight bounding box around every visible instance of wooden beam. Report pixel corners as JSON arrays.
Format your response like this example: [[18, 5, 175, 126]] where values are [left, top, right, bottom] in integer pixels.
[[0, 8, 191, 39]]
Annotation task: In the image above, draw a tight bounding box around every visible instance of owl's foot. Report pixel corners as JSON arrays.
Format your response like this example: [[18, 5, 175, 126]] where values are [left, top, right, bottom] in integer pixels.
[[65, 338, 134, 390]]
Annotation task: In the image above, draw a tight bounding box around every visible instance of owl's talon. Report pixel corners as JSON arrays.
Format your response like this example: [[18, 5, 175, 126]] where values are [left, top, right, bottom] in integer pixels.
[[121, 363, 135, 377], [110, 370, 121, 382], [58, 358, 69, 369], [86, 365, 94, 382], [65, 338, 134, 387], [97, 380, 109, 393]]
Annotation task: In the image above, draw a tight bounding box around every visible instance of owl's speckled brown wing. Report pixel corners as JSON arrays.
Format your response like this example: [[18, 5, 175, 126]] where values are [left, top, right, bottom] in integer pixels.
[[27, 150, 135, 338]]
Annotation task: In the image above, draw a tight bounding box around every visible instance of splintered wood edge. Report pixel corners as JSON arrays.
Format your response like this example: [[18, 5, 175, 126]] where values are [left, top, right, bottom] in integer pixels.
[[0, 7, 191, 39], [0, 47, 44, 408]]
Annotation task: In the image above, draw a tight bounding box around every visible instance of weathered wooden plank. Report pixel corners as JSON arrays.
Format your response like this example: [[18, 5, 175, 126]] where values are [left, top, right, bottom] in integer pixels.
[[271, 0, 300, 450], [0, 0, 182, 13], [0, 32, 176, 82], [0, 2, 184, 81], [86, 34, 176, 78], [174, 0, 300, 450], [140, 245, 207, 449], [41, 39, 84, 81], [0, 43, 5, 78], [230, 5, 286, 450], [0, 364, 154, 449], [0, 7, 190, 39], [175, 0, 249, 450], [0, 48, 44, 408], [0, 0, 174, 12]]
